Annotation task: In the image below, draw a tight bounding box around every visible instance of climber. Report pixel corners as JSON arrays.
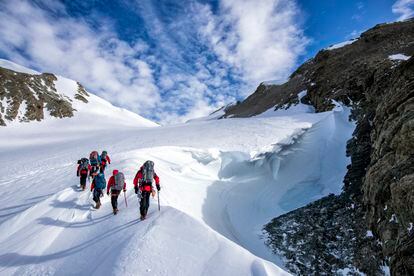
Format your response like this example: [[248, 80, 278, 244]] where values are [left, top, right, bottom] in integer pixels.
[[106, 169, 126, 215], [90, 172, 106, 209], [100, 150, 111, 173], [133, 160, 160, 220], [89, 150, 101, 178], [76, 158, 91, 191]]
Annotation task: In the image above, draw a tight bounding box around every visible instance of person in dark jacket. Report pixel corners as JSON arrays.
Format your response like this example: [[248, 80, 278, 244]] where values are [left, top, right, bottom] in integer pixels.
[[77, 159, 91, 191], [90, 172, 106, 209], [106, 169, 126, 214], [100, 151, 111, 173], [133, 161, 160, 220]]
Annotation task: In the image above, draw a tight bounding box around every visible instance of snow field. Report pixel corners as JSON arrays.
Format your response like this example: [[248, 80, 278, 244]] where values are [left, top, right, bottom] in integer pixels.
[[0, 62, 355, 275]]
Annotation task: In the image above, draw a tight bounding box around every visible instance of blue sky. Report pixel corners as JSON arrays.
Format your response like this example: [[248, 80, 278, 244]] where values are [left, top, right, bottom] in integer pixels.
[[0, 0, 412, 124]]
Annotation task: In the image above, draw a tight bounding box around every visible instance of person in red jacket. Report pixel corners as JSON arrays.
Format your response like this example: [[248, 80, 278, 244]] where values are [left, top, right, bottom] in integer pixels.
[[133, 160, 160, 220], [100, 150, 111, 173], [77, 158, 91, 191], [106, 169, 126, 215]]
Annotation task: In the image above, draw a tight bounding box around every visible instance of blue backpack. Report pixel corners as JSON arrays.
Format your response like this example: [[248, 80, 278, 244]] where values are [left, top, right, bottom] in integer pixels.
[[94, 173, 106, 190]]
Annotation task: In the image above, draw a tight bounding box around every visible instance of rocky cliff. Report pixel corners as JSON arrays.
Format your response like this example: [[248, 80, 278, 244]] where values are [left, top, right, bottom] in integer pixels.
[[223, 19, 414, 275], [0, 66, 89, 126]]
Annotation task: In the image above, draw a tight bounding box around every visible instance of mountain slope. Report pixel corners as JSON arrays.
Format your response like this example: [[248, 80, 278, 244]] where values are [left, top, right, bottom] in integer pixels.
[[0, 59, 157, 128], [223, 19, 414, 274]]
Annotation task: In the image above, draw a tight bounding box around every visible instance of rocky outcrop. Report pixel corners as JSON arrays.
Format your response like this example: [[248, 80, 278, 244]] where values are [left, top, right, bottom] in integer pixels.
[[0, 67, 89, 126], [364, 57, 414, 275], [224, 19, 414, 275], [264, 194, 384, 275]]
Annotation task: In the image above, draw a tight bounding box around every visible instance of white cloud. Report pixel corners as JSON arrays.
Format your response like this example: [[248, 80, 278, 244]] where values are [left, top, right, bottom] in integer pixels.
[[199, 0, 308, 91], [393, 0, 414, 21], [0, 0, 160, 116]]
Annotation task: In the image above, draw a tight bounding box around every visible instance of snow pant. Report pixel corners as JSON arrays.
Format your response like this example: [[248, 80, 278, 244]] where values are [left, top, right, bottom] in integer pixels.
[[80, 174, 87, 190], [140, 191, 151, 217], [111, 189, 121, 209], [93, 189, 103, 203]]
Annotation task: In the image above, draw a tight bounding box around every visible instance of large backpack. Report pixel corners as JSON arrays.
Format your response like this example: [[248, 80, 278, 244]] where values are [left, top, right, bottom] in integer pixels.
[[142, 160, 155, 183], [80, 158, 89, 170], [113, 172, 125, 190], [90, 151, 99, 166], [94, 173, 106, 189]]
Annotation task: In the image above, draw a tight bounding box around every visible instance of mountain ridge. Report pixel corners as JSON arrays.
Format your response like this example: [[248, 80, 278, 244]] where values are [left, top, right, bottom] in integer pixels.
[[0, 59, 157, 128]]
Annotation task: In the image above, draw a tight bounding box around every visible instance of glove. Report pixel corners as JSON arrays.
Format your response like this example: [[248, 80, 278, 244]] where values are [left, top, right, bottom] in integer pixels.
[[107, 192, 109, 196], [156, 185, 160, 191], [123, 189, 126, 192], [134, 186, 138, 194], [77, 173, 79, 177]]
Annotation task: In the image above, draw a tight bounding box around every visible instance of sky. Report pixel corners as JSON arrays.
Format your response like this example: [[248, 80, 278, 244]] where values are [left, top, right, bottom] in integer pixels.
[[0, 0, 412, 124]]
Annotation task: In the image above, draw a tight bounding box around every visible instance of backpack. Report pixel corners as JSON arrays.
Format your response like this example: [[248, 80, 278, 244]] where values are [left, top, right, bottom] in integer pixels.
[[101, 151, 107, 160], [113, 172, 125, 190], [142, 160, 155, 183], [80, 158, 89, 170], [90, 151, 99, 166], [94, 173, 106, 190]]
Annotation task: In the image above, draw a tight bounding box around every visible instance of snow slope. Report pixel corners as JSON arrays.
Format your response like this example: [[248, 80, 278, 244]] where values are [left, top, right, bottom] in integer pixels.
[[0, 63, 355, 275], [0, 59, 41, 75], [326, 38, 358, 50]]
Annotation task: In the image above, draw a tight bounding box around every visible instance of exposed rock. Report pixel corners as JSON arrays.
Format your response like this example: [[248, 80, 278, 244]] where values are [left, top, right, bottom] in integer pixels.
[[264, 194, 384, 275], [0, 67, 90, 126], [75, 82, 89, 103]]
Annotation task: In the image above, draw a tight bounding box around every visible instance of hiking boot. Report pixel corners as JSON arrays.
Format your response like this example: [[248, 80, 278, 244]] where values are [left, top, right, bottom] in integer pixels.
[[95, 202, 101, 209], [113, 208, 118, 215], [140, 215, 145, 220]]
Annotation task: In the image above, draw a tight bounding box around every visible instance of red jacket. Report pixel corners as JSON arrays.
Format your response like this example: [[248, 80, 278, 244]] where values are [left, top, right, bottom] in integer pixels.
[[133, 166, 160, 192], [101, 155, 111, 165], [107, 170, 126, 193], [77, 164, 91, 177]]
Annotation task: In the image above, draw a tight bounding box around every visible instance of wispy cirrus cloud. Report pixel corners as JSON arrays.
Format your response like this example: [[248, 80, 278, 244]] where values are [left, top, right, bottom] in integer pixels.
[[0, 0, 308, 124], [392, 0, 414, 21], [200, 0, 308, 87]]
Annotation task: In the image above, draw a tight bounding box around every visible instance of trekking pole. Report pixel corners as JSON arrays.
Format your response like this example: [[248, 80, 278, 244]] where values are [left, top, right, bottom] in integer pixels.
[[157, 191, 160, 212], [124, 190, 128, 207]]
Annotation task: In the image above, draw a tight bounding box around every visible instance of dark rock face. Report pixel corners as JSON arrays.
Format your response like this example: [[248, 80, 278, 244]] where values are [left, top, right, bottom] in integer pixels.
[[224, 20, 414, 275], [0, 67, 89, 126], [264, 194, 384, 275], [364, 58, 414, 275]]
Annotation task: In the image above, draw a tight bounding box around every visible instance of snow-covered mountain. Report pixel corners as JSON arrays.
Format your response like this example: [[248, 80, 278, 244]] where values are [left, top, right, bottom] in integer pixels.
[[0, 59, 156, 128], [0, 60, 357, 275]]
